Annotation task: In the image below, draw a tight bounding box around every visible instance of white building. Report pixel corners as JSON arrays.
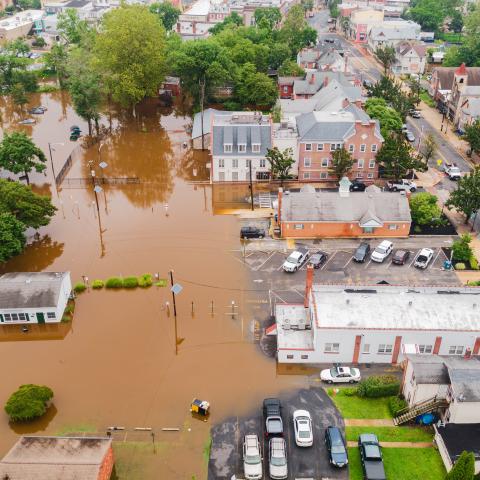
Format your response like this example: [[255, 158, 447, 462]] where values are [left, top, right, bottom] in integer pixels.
[[392, 41, 427, 75], [210, 112, 272, 182], [274, 268, 480, 364], [272, 120, 299, 176], [367, 20, 421, 51], [0, 272, 72, 325], [177, 0, 229, 39], [0, 10, 44, 43]]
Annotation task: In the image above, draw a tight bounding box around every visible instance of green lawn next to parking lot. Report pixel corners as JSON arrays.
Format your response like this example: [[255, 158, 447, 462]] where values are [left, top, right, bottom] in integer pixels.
[[346, 426, 433, 443], [348, 447, 446, 480], [327, 389, 393, 419]]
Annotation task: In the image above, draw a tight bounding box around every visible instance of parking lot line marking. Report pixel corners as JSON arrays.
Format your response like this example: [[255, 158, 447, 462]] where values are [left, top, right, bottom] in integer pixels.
[[321, 251, 337, 270], [254, 251, 276, 272], [432, 248, 442, 266], [292, 288, 305, 299], [271, 290, 288, 304], [365, 259, 372, 269], [343, 255, 353, 268], [409, 250, 419, 268]]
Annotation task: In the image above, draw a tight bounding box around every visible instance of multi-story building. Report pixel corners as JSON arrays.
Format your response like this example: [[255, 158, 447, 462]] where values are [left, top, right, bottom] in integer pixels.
[[210, 112, 272, 182], [177, 0, 229, 39], [392, 41, 427, 75], [367, 19, 421, 51], [348, 8, 384, 43], [448, 63, 480, 127], [0, 10, 44, 43]]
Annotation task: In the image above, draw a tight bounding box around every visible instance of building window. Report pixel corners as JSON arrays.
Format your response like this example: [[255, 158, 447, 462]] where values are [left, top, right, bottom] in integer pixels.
[[303, 172, 310, 180], [238, 144, 246, 153], [321, 158, 329, 167], [252, 144, 260, 153], [367, 173, 374, 179], [449, 345, 464, 355], [218, 159, 225, 168], [418, 344, 433, 354], [360, 144, 366, 152], [3, 312, 28, 322], [232, 172, 239, 181], [301, 354, 309, 359], [260, 159, 266, 168], [363, 344, 370, 354], [246, 159, 251, 168], [378, 344, 393, 354], [294, 224, 304, 229], [224, 144, 232, 153], [283, 86, 288, 93], [349, 144, 355, 153], [304, 157, 311, 167], [320, 172, 328, 179], [305, 143, 312, 151], [363, 227, 374, 233], [371, 144, 377, 152], [317, 143, 324, 151], [232, 159, 238, 168], [369, 160, 375, 168], [218, 172, 225, 181], [357, 159, 364, 168], [325, 343, 340, 353], [330, 143, 341, 151], [357, 172, 363, 178], [47, 312, 56, 319], [287, 354, 294, 359]]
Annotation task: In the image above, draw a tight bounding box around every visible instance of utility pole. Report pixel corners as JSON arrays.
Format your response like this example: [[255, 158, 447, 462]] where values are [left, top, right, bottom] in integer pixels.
[[169, 270, 178, 356], [200, 75, 206, 151], [48, 142, 56, 180], [249, 161, 254, 211]]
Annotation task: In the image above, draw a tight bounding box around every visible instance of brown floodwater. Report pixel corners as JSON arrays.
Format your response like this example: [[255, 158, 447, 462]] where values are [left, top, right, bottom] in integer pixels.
[[0, 94, 307, 478]]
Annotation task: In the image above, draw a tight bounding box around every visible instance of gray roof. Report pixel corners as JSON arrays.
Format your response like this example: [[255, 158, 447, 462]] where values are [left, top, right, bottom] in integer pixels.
[[0, 272, 69, 309], [369, 21, 420, 41], [192, 108, 230, 139], [281, 185, 411, 223], [0, 436, 112, 480], [412, 362, 449, 384], [448, 368, 480, 402], [212, 124, 272, 156]]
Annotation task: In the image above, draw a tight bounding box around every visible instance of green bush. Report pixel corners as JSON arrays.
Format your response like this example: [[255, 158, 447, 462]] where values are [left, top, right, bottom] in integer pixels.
[[92, 279, 104, 289], [138, 273, 153, 288], [446, 450, 475, 480], [388, 396, 408, 416], [357, 375, 400, 398], [74, 282, 86, 293], [414, 225, 422, 233], [38, 84, 59, 93], [470, 256, 479, 270], [61, 314, 71, 322], [123, 276, 139, 288], [5, 384, 54, 422], [64, 304, 74, 314], [452, 234, 473, 262], [455, 262, 466, 270], [343, 387, 358, 396], [105, 277, 123, 288], [32, 36, 46, 47]]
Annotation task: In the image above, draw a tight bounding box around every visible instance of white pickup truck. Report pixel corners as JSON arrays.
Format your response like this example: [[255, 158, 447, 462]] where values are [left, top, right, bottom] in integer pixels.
[[386, 179, 417, 192], [443, 163, 462, 180]]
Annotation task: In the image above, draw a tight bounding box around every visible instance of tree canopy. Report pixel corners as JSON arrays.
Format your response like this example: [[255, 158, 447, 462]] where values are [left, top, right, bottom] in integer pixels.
[[331, 147, 355, 181], [445, 451, 475, 480], [375, 45, 396, 74], [409, 192, 442, 225], [445, 167, 480, 224], [4, 384, 54, 422], [254, 7, 282, 30], [57, 8, 90, 44], [365, 97, 403, 137], [265, 147, 295, 184], [278, 59, 305, 76], [149, 1, 181, 31], [0, 213, 25, 263], [464, 119, 480, 155]]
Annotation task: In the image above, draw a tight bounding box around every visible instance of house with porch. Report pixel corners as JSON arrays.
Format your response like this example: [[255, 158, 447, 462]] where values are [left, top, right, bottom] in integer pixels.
[[367, 20, 421, 51], [392, 41, 427, 75]]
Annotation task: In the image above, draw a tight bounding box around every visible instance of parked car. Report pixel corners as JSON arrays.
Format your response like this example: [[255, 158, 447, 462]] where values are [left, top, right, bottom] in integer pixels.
[[358, 433, 386, 480], [243, 434, 263, 480], [392, 249, 410, 265], [282, 248, 309, 272], [309, 251, 328, 269], [263, 398, 283, 438], [269, 437, 288, 479], [405, 130, 415, 142], [293, 410, 313, 447], [371, 241, 393, 263], [401, 124, 408, 133], [28, 106, 46, 114], [414, 248, 434, 269], [386, 179, 417, 192], [443, 163, 462, 180], [241, 226, 265, 239], [325, 426, 348, 467], [409, 109, 421, 118], [350, 180, 367, 192], [353, 242, 370, 263], [320, 365, 361, 384]]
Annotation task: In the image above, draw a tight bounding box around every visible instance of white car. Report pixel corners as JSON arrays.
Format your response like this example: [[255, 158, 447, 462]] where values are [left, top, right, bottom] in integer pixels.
[[370, 241, 393, 263], [414, 248, 434, 269], [269, 437, 288, 479], [293, 410, 313, 447], [282, 247, 309, 273], [320, 365, 361, 384], [243, 434, 263, 480]]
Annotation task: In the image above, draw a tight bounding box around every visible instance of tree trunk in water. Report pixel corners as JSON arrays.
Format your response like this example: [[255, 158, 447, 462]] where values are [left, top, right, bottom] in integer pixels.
[[95, 118, 100, 135], [87, 119, 92, 136], [465, 215, 470, 225], [24, 171, 29, 185]]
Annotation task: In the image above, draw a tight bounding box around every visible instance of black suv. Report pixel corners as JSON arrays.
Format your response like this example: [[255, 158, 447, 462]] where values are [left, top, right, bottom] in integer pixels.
[[353, 242, 370, 262], [349, 180, 367, 192], [241, 226, 265, 239], [325, 426, 348, 468]]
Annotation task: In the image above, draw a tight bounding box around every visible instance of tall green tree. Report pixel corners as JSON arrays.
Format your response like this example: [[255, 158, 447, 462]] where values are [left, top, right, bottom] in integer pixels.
[[254, 7, 281, 30], [331, 147, 355, 181], [464, 119, 480, 155], [445, 451, 475, 480], [235, 63, 278, 107], [57, 8, 90, 44], [149, 1, 181, 31], [446, 167, 480, 224], [278, 59, 304, 76], [409, 192, 441, 225], [44, 42, 68, 87], [365, 97, 403, 137], [0, 39, 36, 94], [93, 5, 168, 108], [0, 213, 26, 263], [209, 12, 243, 34], [265, 147, 295, 185], [280, 5, 317, 53], [421, 133, 437, 162], [0, 132, 47, 184], [375, 45, 396, 74]]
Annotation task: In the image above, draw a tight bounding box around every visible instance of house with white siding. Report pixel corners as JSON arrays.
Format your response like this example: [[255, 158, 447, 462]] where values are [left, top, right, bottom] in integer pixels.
[[0, 272, 72, 325]]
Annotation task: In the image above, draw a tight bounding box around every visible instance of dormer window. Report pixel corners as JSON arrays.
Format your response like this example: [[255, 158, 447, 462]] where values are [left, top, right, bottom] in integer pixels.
[[238, 144, 246, 153], [224, 144, 232, 153], [252, 143, 260, 153]]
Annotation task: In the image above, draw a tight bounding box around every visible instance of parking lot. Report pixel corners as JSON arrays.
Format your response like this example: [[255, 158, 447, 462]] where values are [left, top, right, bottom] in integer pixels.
[[208, 387, 348, 480]]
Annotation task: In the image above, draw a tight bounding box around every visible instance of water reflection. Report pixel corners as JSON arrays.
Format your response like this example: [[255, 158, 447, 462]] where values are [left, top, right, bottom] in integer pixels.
[[9, 405, 58, 434], [0, 322, 72, 342]]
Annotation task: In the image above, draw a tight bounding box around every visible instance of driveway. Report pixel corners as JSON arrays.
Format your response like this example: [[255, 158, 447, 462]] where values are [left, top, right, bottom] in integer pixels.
[[208, 387, 348, 480]]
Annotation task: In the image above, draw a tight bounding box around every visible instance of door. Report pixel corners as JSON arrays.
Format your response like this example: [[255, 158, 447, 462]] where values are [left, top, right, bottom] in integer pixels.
[[36, 312, 45, 324]]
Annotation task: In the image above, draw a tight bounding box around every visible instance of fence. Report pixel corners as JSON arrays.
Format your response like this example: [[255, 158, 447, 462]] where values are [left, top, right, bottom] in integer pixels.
[[61, 177, 141, 189]]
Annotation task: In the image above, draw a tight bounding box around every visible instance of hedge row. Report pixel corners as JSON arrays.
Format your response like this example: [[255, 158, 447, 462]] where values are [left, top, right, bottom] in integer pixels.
[[74, 274, 158, 293], [357, 375, 400, 398], [388, 396, 408, 416]]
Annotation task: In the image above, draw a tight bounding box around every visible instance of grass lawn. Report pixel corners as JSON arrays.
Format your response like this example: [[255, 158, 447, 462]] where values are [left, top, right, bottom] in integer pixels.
[[346, 426, 433, 443], [348, 447, 446, 480], [420, 91, 436, 108], [327, 389, 393, 419]]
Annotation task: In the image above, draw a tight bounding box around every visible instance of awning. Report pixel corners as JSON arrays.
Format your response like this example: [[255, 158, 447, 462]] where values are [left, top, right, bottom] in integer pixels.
[[265, 324, 277, 336]]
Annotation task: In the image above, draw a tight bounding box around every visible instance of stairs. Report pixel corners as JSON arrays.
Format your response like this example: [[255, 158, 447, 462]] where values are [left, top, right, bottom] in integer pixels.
[[258, 192, 272, 209], [393, 396, 449, 425]]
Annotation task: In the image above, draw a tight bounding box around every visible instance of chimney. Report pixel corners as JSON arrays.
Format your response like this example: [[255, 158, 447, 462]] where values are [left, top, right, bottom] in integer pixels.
[[304, 265, 314, 308], [277, 188, 283, 225], [309, 73, 315, 85]]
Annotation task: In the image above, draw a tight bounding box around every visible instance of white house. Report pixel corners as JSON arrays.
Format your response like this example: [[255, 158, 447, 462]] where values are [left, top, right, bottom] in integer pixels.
[[392, 41, 427, 75], [0, 272, 72, 325], [210, 112, 272, 183], [274, 267, 480, 364], [0, 10, 44, 43], [367, 20, 421, 51]]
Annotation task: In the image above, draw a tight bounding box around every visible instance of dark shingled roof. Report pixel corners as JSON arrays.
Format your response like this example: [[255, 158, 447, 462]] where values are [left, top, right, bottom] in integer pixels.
[[436, 423, 480, 462]]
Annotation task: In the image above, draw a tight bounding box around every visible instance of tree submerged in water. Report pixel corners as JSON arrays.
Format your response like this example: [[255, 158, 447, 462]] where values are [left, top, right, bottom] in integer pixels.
[[5, 384, 54, 422]]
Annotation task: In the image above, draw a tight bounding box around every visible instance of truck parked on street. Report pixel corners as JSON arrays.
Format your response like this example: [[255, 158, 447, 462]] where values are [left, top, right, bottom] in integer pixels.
[[443, 163, 461, 180], [386, 179, 417, 192]]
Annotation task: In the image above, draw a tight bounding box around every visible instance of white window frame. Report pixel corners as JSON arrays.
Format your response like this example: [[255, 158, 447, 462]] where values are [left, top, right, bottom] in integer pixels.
[[232, 159, 238, 168], [320, 172, 328, 179], [389, 224, 398, 230], [369, 160, 375, 168], [349, 144, 355, 153], [252, 143, 260, 153], [303, 172, 310, 180], [360, 144, 366, 152], [357, 172, 364, 178], [324, 342, 340, 353], [305, 143, 312, 151], [259, 158, 266, 168], [418, 344, 433, 354], [224, 144, 232, 153], [218, 159, 225, 168], [321, 158, 329, 167], [47, 312, 56, 319], [448, 345, 464, 355], [363, 344, 370, 354], [367, 173, 374, 179], [232, 171, 239, 181], [294, 224, 304, 230], [378, 344, 393, 354], [304, 157, 311, 167], [371, 144, 377, 152], [238, 144, 246, 153], [317, 143, 324, 151]]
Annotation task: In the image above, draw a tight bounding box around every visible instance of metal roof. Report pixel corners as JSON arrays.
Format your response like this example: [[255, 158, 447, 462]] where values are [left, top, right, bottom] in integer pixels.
[[212, 123, 272, 157]]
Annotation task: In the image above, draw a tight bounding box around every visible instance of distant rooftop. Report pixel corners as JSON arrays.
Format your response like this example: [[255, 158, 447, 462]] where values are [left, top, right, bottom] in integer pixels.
[[0, 10, 44, 30], [436, 424, 480, 463]]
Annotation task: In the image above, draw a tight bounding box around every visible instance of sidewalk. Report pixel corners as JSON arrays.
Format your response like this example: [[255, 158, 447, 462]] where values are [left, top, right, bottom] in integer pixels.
[[346, 440, 432, 448], [345, 419, 393, 426]]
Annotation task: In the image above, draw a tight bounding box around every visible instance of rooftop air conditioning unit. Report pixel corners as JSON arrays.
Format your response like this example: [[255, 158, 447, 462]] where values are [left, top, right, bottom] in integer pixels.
[[297, 316, 306, 330], [283, 318, 291, 330]]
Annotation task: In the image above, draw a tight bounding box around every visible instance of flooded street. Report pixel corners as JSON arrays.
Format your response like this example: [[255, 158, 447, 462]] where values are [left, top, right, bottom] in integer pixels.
[[0, 94, 307, 478]]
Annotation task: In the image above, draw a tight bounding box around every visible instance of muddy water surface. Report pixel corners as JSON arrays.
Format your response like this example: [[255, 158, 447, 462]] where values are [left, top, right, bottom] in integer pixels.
[[0, 95, 307, 478]]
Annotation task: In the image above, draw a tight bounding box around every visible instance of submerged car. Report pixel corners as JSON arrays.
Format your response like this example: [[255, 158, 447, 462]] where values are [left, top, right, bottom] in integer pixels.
[[325, 426, 348, 467], [293, 410, 313, 447], [320, 365, 361, 384]]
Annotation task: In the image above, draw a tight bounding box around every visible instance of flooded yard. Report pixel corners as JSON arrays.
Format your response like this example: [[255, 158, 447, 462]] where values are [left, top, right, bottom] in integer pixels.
[[0, 94, 306, 478]]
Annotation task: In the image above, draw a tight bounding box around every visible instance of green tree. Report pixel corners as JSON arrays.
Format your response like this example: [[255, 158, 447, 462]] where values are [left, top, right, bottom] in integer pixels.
[[375, 45, 396, 74], [44, 42, 69, 87], [409, 192, 441, 225], [32, 36, 46, 47], [149, 1, 181, 31], [265, 147, 295, 184], [18, 0, 41, 8], [10, 82, 28, 109], [408, 0, 444, 32], [0, 213, 25, 263], [464, 119, 480, 155], [340, 16, 350, 34], [254, 7, 281, 30], [365, 97, 403, 137], [301, 0, 314, 13], [449, 10, 464, 33], [445, 450, 475, 480], [376, 133, 427, 180], [278, 59, 305, 76], [209, 12, 243, 34], [4, 384, 53, 422], [0, 178, 57, 229], [268, 43, 292, 70], [235, 63, 278, 107], [0, 132, 47, 184], [328, 0, 340, 18], [421, 133, 437, 162], [452, 234, 474, 262], [280, 5, 317, 53], [0, 39, 36, 94], [445, 167, 480, 224], [57, 8, 90, 44], [331, 147, 354, 181], [93, 5, 168, 108]]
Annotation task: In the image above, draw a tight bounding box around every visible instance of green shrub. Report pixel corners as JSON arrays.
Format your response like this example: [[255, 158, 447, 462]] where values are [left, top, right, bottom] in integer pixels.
[[92, 279, 104, 289], [74, 282, 86, 293], [452, 234, 473, 262], [138, 274, 153, 288], [357, 375, 400, 398], [32, 36, 46, 47], [446, 450, 475, 480], [5, 384, 54, 422], [61, 314, 71, 322], [414, 225, 422, 233], [64, 304, 74, 314], [455, 262, 466, 270], [105, 277, 123, 288], [470, 256, 479, 270], [343, 387, 358, 397], [38, 84, 59, 93], [388, 396, 408, 416], [123, 276, 138, 288]]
